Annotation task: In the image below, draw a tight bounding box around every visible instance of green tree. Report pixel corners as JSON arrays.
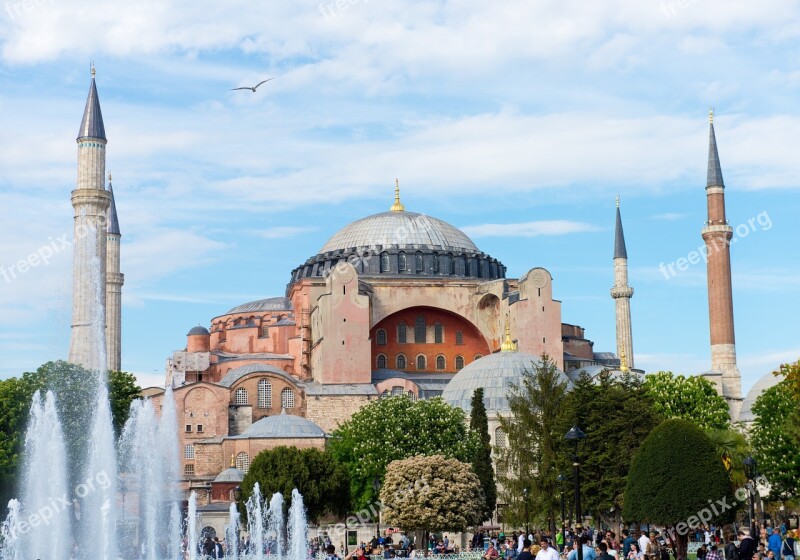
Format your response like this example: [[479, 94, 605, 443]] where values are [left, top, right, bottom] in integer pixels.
[[643, 372, 730, 430], [704, 428, 750, 487], [750, 378, 800, 500], [496, 355, 570, 532], [240, 446, 350, 524], [330, 396, 478, 510], [469, 388, 497, 522], [623, 419, 736, 559], [774, 360, 800, 442], [561, 371, 661, 527], [380, 454, 484, 538], [0, 360, 141, 504]]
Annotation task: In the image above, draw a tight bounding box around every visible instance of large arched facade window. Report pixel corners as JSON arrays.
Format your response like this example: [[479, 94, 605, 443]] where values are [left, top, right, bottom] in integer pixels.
[[415, 316, 426, 343], [257, 380, 272, 409], [234, 387, 248, 405], [281, 388, 295, 409], [434, 323, 443, 343], [398, 322, 407, 343], [380, 252, 390, 272], [416, 355, 426, 370], [398, 251, 407, 272], [436, 355, 446, 370], [455, 355, 465, 370], [396, 354, 407, 370], [235, 452, 250, 472], [377, 354, 387, 369], [376, 329, 387, 346], [415, 252, 424, 273]]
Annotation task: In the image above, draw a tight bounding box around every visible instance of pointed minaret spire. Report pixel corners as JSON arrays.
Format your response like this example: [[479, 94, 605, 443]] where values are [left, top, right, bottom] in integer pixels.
[[78, 64, 106, 140], [700, 109, 742, 419], [611, 197, 634, 369], [105, 173, 124, 372]]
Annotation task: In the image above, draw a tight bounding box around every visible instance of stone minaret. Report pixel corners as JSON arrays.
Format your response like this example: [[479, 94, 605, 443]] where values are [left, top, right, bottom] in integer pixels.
[[701, 110, 742, 419], [68, 66, 111, 371], [611, 197, 634, 368], [106, 175, 123, 372]]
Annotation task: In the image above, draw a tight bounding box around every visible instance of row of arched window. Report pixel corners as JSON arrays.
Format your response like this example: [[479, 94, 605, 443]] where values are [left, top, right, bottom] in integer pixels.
[[376, 320, 462, 345], [377, 353, 477, 371], [378, 251, 493, 277], [233, 381, 294, 409], [379, 386, 418, 401]]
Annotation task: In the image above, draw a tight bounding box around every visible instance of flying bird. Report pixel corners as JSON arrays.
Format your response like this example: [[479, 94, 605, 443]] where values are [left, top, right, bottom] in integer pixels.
[[230, 78, 275, 92]]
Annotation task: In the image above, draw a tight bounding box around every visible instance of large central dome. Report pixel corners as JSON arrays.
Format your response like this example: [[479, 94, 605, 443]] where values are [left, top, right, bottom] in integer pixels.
[[320, 211, 479, 253]]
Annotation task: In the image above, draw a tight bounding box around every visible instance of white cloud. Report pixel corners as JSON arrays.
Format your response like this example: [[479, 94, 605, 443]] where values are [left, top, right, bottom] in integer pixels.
[[461, 220, 597, 238]]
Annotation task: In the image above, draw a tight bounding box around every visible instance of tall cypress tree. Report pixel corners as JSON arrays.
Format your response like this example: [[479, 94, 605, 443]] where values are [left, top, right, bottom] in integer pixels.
[[470, 387, 497, 521]]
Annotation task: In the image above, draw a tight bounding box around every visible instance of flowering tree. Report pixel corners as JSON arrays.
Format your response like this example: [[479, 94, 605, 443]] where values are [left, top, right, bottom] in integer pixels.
[[643, 371, 730, 430], [750, 378, 800, 500], [380, 454, 484, 534], [330, 396, 478, 510]]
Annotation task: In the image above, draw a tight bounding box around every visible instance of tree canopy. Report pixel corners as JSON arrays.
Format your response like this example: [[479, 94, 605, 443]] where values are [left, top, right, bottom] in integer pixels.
[[469, 388, 497, 522], [561, 371, 661, 527], [329, 396, 478, 510], [643, 371, 730, 430], [380, 454, 484, 533], [240, 446, 350, 524], [749, 378, 800, 501], [496, 355, 570, 531], [623, 419, 736, 556]]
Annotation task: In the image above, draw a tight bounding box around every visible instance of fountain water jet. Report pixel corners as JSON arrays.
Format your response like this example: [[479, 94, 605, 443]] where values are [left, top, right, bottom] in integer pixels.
[[187, 492, 198, 560], [288, 489, 308, 560], [226, 502, 240, 560], [246, 483, 265, 560], [267, 492, 285, 560]]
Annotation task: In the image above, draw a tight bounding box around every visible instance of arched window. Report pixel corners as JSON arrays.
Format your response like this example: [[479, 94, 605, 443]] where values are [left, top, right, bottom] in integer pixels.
[[455, 355, 465, 370], [261, 324, 270, 338], [415, 316, 426, 343], [391, 386, 404, 396], [415, 252, 424, 273], [398, 322, 407, 344], [377, 354, 387, 369], [184, 444, 195, 459], [407, 391, 418, 402], [235, 452, 250, 472], [455, 331, 464, 345], [380, 389, 389, 399], [281, 388, 295, 409], [257, 379, 272, 409], [376, 329, 387, 346], [234, 387, 248, 405], [474, 354, 483, 360], [434, 323, 443, 343], [436, 355, 446, 370], [380, 252, 390, 272], [432, 254, 439, 274], [495, 427, 507, 448], [416, 355, 426, 370], [396, 354, 407, 370], [398, 251, 407, 272]]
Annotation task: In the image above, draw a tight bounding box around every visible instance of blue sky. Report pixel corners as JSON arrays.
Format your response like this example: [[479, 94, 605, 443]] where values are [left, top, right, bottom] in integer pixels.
[[0, 0, 798, 391]]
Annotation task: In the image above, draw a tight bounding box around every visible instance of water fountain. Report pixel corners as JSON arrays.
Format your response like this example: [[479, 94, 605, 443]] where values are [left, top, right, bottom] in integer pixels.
[[267, 492, 285, 560], [227, 503, 240, 560], [187, 492, 198, 560]]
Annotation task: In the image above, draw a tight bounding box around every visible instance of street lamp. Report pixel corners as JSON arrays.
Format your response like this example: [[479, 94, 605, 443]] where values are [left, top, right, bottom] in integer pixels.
[[556, 474, 567, 551], [743, 457, 757, 538], [234, 485, 242, 502], [373, 476, 382, 548], [523, 487, 530, 537], [565, 427, 586, 560]]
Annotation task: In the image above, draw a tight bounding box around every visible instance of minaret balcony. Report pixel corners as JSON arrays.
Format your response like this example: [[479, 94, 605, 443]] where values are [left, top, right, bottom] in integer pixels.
[[611, 286, 633, 299]]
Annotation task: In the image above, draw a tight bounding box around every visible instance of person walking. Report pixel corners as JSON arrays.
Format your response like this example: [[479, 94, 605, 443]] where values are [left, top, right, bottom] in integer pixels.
[[769, 529, 783, 560], [739, 531, 757, 560], [534, 539, 559, 560], [781, 530, 795, 560]]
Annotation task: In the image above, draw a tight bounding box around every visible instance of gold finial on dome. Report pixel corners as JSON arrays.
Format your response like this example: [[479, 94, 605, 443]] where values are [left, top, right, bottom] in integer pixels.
[[390, 178, 405, 212], [619, 348, 630, 373], [230, 454, 235, 468], [709, 106, 714, 124], [500, 314, 517, 352], [91, 62, 96, 79], [616, 195, 620, 208]]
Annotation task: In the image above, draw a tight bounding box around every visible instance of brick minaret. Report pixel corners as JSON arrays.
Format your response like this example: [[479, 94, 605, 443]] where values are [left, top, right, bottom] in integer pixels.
[[701, 109, 742, 420], [611, 197, 634, 368], [68, 66, 111, 371], [106, 175, 123, 372]]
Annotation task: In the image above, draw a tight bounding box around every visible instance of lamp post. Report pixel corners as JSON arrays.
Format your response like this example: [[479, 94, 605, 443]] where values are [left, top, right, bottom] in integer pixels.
[[743, 457, 757, 538], [565, 427, 586, 560], [373, 476, 382, 548], [556, 474, 567, 551], [523, 487, 530, 537]]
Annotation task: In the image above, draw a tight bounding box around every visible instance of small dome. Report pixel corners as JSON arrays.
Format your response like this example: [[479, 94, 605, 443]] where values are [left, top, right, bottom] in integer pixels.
[[226, 297, 292, 315], [442, 351, 572, 415], [231, 411, 326, 439], [320, 211, 479, 254], [187, 325, 210, 336], [740, 372, 782, 422], [214, 467, 244, 483]]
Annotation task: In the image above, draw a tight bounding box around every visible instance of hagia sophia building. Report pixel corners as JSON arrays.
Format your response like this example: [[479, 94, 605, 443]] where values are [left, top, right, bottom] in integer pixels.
[[66, 70, 773, 512]]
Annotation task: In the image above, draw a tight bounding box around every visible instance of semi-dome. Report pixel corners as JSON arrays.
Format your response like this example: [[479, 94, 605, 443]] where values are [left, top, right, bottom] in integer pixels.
[[214, 466, 244, 483], [442, 349, 572, 415], [740, 371, 783, 423], [187, 325, 210, 336], [320, 211, 479, 254], [230, 410, 326, 439], [226, 297, 292, 315]]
